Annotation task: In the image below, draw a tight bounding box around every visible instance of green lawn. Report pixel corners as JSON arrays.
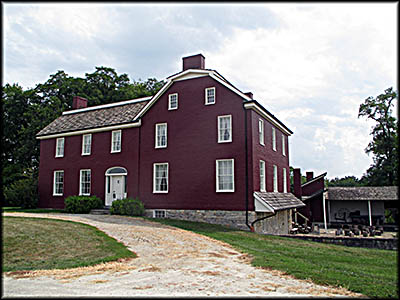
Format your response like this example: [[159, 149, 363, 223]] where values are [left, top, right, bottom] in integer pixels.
[[149, 218, 398, 299], [2, 216, 136, 272], [2, 207, 65, 213]]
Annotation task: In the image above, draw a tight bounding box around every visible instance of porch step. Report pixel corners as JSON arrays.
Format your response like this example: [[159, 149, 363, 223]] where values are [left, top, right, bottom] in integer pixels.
[[90, 208, 111, 215]]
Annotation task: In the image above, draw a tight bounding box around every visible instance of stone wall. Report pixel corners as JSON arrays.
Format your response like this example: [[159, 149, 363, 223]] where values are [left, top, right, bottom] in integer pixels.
[[145, 209, 292, 234], [280, 235, 398, 250]]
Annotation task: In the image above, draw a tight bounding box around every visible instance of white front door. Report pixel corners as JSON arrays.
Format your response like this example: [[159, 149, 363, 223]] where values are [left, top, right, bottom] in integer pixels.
[[105, 175, 125, 206]]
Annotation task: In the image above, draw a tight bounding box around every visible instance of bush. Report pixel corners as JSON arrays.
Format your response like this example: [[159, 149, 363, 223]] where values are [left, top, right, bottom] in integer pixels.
[[64, 195, 103, 213], [4, 177, 38, 208], [110, 198, 144, 216]]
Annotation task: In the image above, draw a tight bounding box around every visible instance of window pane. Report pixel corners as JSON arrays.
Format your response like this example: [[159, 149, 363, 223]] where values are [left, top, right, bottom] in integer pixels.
[[217, 160, 233, 191], [155, 164, 168, 192]]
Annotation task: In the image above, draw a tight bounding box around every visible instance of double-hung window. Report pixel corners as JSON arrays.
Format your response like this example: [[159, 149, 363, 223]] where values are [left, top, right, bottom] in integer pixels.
[[216, 159, 234, 192], [260, 160, 266, 192], [55, 137, 64, 157], [283, 168, 287, 193], [153, 163, 168, 193], [282, 134, 286, 156], [53, 170, 64, 196], [259, 119, 264, 145], [111, 130, 121, 153], [155, 123, 167, 148], [79, 169, 91, 196], [82, 134, 92, 155], [272, 127, 276, 151], [205, 87, 215, 105], [273, 165, 278, 192], [168, 93, 178, 110], [218, 115, 232, 143]]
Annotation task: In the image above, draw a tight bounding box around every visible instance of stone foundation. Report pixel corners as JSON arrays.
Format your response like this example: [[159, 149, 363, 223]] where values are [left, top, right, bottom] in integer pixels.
[[145, 209, 293, 234]]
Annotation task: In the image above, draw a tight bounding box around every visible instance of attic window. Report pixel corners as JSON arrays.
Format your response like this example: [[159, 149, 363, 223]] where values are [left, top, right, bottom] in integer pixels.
[[205, 87, 215, 105], [168, 93, 178, 110]]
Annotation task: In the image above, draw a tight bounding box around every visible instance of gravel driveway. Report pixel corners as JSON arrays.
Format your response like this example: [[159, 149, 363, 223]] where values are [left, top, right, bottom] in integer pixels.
[[2, 212, 362, 297]]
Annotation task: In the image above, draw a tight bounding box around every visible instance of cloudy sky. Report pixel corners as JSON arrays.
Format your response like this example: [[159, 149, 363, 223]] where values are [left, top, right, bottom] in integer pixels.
[[3, 2, 397, 179]]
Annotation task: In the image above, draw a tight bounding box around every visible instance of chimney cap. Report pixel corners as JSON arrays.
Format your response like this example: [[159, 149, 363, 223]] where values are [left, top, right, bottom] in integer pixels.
[[182, 53, 205, 60]]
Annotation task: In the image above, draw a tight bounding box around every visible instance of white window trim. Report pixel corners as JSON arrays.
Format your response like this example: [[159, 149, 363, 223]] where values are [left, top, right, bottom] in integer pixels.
[[260, 160, 266, 192], [168, 93, 178, 110], [155, 123, 168, 149], [111, 130, 122, 153], [153, 162, 169, 193], [217, 115, 232, 143], [82, 134, 92, 156], [273, 165, 278, 192], [282, 134, 286, 156], [283, 168, 287, 193], [53, 170, 64, 196], [216, 159, 235, 193], [79, 169, 91, 196], [259, 119, 264, 146], [153, 210, 167, 218], [272, 127, 276, 151], [205, 87, 216, 105], [55, 137, 64, 158]]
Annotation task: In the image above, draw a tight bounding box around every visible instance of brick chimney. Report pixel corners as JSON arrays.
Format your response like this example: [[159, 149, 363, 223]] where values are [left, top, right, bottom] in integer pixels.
[[293, 168, 302, 199], [244, 92, 253, 99], [72, 96, 88, 109], [306, 171, 314, 182], [183, 54, 205, 71]]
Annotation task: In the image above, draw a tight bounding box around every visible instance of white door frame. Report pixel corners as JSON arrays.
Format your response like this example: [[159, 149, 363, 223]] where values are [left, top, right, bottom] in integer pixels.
[[105, 167, 128, 206]]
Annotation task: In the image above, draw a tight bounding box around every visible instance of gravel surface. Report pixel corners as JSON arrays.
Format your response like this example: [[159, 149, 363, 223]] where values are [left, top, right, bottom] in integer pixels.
[[2, 212, 363, 298]]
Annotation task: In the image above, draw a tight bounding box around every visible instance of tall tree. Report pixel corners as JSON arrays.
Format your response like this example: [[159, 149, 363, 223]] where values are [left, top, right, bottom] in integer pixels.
[[358, 87, 398, 186]]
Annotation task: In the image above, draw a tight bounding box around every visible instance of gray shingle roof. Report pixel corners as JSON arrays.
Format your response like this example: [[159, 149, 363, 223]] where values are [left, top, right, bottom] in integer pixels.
[[254, 192, 305, 211], [327, 186, 398, 201], [37, 100, 149, 137]]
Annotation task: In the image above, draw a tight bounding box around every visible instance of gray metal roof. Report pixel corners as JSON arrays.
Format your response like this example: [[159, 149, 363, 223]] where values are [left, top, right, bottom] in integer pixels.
[[254, 192, 305, 211], [37, 100, 149, 137], [327, 186, 398, 201]]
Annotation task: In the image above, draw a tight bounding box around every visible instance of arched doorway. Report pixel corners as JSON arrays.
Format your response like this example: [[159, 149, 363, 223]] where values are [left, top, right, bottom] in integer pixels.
[[105, 167, 128, 206]]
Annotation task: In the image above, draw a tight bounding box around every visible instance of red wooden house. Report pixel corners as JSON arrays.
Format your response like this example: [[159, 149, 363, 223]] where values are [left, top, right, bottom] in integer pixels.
[[36, 54, 304, 234]]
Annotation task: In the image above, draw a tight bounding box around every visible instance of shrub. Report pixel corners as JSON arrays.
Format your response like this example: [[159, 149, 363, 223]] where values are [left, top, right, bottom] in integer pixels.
[[110, 197, 144, 216], [4, 176, 38, 208], [64, 195, 103, 214]]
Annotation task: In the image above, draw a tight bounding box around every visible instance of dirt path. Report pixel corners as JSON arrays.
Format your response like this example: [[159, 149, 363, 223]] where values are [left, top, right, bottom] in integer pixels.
[[2, 212, 363, 297]]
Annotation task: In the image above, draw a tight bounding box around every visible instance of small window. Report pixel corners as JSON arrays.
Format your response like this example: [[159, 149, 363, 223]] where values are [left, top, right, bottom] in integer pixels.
[[80, 169, 91, 196], [153, 163, 168, 193], [82, 134, 92, 155], [55, 137, 64, 157], [218, 115, 232, 143], [283, 168, 287, 193], [260, 160, 266, 192], [259, 119, 264, 146], [155, 123, 167, 148], [273, 165, 278, 192], [282, 134, 286, 156], [205, 87, 215, 105], [272, 127, 276, 151], [153, 210, 166, 218], [111, 130, 121, 153], [168, 93, 178, 110], [216, 159, 234, 192], [53, 170, 64, 196]]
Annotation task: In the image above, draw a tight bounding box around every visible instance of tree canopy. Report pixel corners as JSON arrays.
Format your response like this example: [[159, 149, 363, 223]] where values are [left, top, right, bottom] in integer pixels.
[[358, 87, 398, 186], [2, 67, 164, 196]]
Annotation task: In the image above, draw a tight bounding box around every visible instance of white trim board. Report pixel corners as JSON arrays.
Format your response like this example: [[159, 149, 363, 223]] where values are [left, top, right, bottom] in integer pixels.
[[244, 102, 292, 136], [63, 96, 152, 115], [254, 192, 275, 213]]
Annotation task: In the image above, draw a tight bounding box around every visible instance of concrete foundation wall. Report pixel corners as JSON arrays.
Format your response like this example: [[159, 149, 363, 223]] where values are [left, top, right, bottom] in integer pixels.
[[145, 209, 292, 234]]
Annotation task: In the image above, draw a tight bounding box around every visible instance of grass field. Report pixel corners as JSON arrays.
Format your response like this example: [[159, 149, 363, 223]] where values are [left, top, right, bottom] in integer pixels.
[[150, 218, 398, 299], [2, 207, 65, 213], [2, 216, 136, 272]]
